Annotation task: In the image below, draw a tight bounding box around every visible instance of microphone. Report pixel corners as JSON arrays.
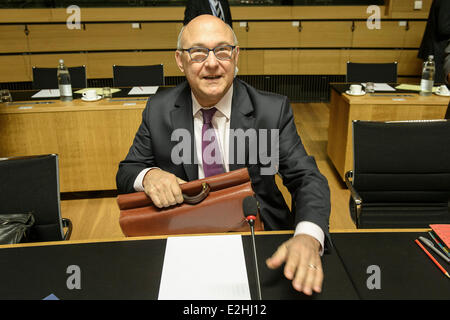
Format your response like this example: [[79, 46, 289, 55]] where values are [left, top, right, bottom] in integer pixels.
[[242, 196, 262, 300]]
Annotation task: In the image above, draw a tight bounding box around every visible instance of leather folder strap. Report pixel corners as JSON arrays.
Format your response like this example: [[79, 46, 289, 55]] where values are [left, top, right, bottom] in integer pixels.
[[182, 183, 210, 204]]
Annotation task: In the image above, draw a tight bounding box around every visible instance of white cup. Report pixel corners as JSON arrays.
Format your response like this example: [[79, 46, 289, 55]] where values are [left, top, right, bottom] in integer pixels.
[[350, 84, 362, 94], [438, 85, 449, 95], [82, 89, 97, 100]]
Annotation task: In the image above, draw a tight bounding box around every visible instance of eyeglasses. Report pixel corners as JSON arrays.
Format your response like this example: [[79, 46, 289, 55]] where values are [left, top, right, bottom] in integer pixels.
[[180, 45, 236, 62]]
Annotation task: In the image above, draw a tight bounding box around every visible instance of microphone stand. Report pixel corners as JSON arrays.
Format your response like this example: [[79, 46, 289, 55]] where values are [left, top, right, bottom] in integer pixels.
[[247, 218, 262, 300]]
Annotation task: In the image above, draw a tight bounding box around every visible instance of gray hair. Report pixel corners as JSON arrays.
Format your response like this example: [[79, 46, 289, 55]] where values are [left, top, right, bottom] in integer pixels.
[[176, 23, 239, 50]]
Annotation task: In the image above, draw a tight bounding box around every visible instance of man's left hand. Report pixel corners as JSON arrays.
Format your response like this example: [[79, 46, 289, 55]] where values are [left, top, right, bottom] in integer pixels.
[[266, 234, 323, 295]]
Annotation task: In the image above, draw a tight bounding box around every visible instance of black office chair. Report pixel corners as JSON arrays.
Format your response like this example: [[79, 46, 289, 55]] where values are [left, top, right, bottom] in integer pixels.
[[0, 154, 72, 242], [346, 62, 398, 83], [32, 66, 87, 89], [113, 64, 164, 87], [345, 120, 450, 228]]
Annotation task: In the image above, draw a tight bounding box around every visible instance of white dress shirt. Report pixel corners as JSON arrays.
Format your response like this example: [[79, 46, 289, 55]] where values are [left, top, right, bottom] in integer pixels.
[[133, 84, 325, 254]]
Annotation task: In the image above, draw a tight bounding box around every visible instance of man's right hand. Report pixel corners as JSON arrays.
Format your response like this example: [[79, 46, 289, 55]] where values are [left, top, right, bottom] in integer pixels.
[[142, 169, 186, 208]]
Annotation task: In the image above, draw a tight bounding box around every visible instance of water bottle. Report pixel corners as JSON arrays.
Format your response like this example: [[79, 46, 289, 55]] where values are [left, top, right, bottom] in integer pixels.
[[57, 59, 73, 101], [420, 55, 435, 96]]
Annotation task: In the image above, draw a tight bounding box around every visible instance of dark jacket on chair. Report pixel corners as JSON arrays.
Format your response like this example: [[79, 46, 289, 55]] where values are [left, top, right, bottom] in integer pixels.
[[183, 0, 233, 28], [418, 0, 450, 83]]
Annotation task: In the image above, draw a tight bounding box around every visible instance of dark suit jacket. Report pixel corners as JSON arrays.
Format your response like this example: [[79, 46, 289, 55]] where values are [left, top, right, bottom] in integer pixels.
[[183, 0, 233, 28], [445, 41, 450, 119], [418, 0, 450, 83], [116, 79, 330, 236]]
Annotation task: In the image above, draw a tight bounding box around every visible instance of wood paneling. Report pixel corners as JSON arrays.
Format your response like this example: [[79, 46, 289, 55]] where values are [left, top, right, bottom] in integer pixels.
[[300, 21, 353, 48], [87, 51, 182, 78], [390, 0, 433, 18], [397, 49, 423, 76], [0, 6, 431, 83], [27, 22, 181, 52], [0, 25, 28, 53], [30, 53, 88, 69], [0, 100, 146, 192], [247, 21, 300, 48], [403, 21, 427, 48], [352, 21, 407, 48], [294, 50, 343, 75], [0, 8, 185, 23], [0, 55, 31, 82]]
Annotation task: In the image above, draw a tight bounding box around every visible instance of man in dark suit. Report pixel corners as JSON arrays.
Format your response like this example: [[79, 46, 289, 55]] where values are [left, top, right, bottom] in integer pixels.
[[117, 15, 330, 296], [183, 0, 233, 28], [418, 0, 450, 83]]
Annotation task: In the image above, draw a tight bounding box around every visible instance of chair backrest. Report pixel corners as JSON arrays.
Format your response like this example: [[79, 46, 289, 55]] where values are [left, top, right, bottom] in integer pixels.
[[32, 66, 87, 89], [346, 62, 397, 83], [351, 120, 450, 227], [113, 64, 164, 87], [0, 154, 65, 241]]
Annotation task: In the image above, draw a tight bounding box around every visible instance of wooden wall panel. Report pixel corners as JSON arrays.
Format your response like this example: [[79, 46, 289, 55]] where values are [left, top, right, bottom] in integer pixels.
[[0, 55, 31, 82], [294, 50, 343, 75], [352, 21, 407, 48], [0, 25, 28, 53], [300, 21, 353, 48], [27, 24, 87, 52], [347, 49, 401, 64], [397, 49, 423, 76], [29, 53, 88, 69], [404, 21, 427, 48], [0, 6, 431, 83], [86, 51, 182, 78], [27, 23, 181, 52], [263, 50, 294, 74], [390, 0, 432, 18], [247, 22, 300, 48]]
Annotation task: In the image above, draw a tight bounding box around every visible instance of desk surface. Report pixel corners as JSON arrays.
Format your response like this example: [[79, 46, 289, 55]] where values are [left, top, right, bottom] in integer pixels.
[[0, 87, 173, 115], [0, 231, 448, 300], [331, 83, 450, 105]]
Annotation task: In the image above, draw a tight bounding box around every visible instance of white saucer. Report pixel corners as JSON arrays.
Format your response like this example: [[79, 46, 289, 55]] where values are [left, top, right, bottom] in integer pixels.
[[345, 90, 366, 96], [434, 90, 450, 97], [81, 95, 102, 102]]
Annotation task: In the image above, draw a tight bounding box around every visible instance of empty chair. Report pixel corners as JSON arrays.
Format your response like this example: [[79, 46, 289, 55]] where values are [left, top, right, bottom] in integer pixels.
[[346, 62, 398, 83], [345, 120, 450, 228], [0, 154, 72, 242], [32, 65, 87, 89], [113, 64, 164, 87]]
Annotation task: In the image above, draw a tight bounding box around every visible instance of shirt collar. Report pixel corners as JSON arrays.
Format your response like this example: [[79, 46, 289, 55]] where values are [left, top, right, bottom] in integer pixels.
[[192, 84, 233, 120]]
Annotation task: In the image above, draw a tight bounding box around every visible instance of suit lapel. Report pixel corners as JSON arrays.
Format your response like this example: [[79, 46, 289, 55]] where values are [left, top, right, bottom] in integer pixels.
[[229, 79, 255, 172], [170, 83, 198, 181]]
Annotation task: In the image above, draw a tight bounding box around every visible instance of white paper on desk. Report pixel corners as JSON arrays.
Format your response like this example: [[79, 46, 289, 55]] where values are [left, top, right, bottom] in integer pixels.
[[362, 83, 396, 91], [128, 86, 158, 95], [31, 89, 60, 98], [158, 235, 251, 300]]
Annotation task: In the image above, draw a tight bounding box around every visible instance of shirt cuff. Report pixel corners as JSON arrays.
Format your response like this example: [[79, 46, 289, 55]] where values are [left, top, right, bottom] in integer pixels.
[[294, 221, 325, 256], [133, 167, 159, 192]]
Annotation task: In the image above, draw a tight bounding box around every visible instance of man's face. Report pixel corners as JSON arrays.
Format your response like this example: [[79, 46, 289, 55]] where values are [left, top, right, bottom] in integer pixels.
[[175, 16, 239, 107]]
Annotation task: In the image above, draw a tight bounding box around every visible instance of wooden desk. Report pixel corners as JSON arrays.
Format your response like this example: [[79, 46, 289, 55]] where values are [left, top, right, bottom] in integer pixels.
[[0, 94, 148, 192], [327, 86, 449, 181]]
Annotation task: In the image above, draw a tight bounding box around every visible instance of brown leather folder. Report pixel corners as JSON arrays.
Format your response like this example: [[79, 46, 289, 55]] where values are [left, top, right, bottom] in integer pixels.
[[117, 168, 264, 237]]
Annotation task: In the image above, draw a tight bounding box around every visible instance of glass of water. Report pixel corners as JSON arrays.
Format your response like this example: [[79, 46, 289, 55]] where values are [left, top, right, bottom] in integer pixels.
[[102, 87, 112, 99], [0, 89, 12, 103], [365, 82, 375, 93]]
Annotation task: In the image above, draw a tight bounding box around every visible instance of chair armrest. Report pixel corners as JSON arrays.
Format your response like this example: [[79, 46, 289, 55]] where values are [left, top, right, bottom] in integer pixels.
[[62, 218, 73, 240], [344, 171, 362, 204], [345, 171, 363, 227]]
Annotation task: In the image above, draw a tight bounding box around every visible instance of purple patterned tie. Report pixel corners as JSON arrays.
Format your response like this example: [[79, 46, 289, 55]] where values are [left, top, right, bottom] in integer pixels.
[[201, 108, 225, 177]]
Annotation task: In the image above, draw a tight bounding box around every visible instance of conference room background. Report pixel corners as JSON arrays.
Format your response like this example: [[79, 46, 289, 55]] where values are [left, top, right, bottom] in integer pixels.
[[0, 0, 430, 102]]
